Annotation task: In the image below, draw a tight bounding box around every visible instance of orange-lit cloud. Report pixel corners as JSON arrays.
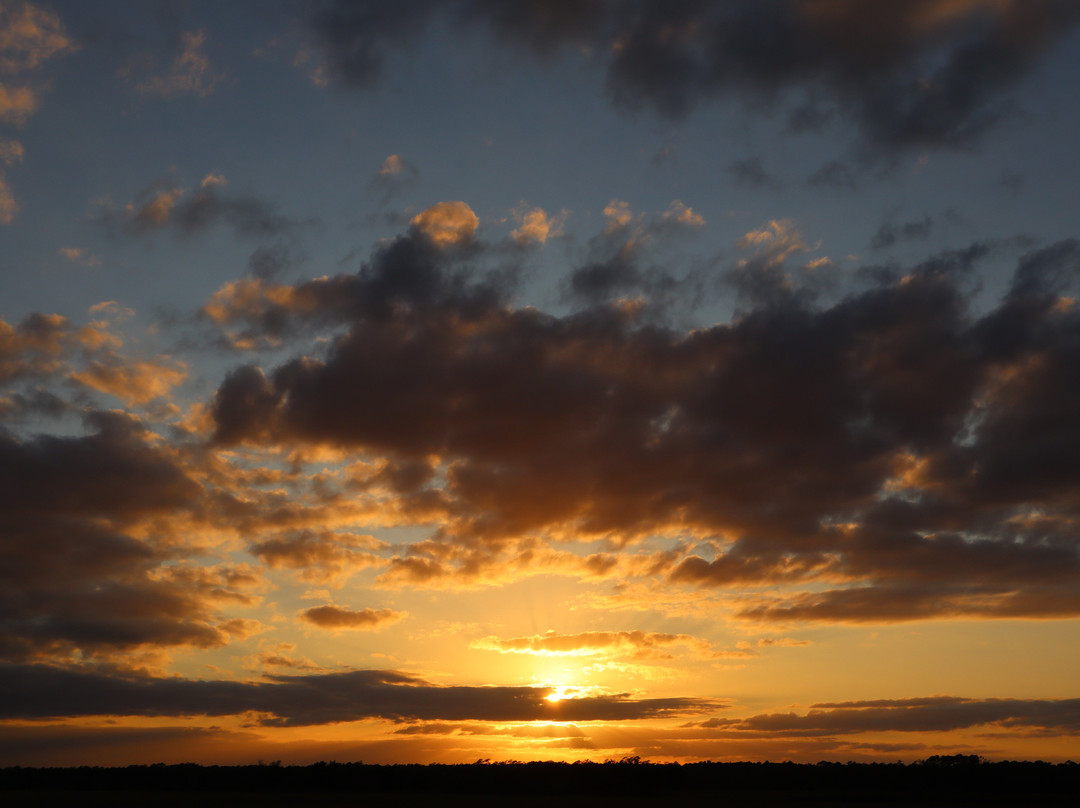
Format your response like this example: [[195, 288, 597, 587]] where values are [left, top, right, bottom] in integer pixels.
[[71, 355, 188, 406], [0, 0, 72, 126], [0, 136, 21, 222], [0, 172, 15, 222], [661, 200, 704, 228], [410, 201, 479, 247], [471, 630, 714, 659], [251, 530, 387, 584], [511, 205, 565, 244], [57, 246, 100, 266], [300, 605, 406, 630]]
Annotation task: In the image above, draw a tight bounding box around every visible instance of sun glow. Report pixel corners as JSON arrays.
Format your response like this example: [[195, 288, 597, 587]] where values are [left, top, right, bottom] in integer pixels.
[[544, 685, 575, 702]]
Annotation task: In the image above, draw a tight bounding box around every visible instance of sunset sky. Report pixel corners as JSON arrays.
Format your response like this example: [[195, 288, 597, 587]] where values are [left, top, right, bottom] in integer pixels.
[[2, 0, 1080, 766]]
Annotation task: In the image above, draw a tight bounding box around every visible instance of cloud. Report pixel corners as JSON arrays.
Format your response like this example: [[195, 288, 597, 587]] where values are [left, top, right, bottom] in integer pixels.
[[307, 0, 439, 89], [725, 219, 822, 308], [0, 0, 71, 72], [873, 216, 936, 250], [57, 246, 100, 266], [510, 204, 565, 245], [806, 159, 859, 190], [729, 157, 780, 189], [394, 722, 587, 738], [0, 312, 71, 383], [306, 1, 1080, 154], [133, 29, 223, 98], [0, 138, 22, 223], [1, 307, 188, 407], [0, 664, 718, 725], [0, 82, 32, 122], [736, 582, 1080, 623], [564, 200, 708, 310], [410, 201, 479, 247], [377, 154, 416, 179], [0, 172, 15, 223], [0, 137, 20, 164], [243, 642, 319, 672], [705, 696, 1080, 736], [372, 154, 420, 200], [300, 605, 406, 630], [471, 630, 714, 659], [0, 0, 73, 124], [372, 542, 637, 591], [199, 211, 1080, 622], [0, 410, 265, 664], [70, 355, 187, 406], [97, 174, 295, 240], [250, 530, 386, 583], [661, 200, 704, 229]]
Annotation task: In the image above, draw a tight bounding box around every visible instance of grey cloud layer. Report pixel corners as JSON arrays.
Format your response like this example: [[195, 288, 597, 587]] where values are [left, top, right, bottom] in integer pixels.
[[309, 0, 1080, 152]]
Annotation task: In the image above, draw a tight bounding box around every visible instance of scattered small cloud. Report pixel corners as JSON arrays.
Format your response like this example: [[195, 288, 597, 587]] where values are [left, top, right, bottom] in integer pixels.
[[0, 0, 74, 124], [58, 247, 100, 267], [510, 204, 566, 245], [0, 138, 22, 165], [729, 157, 780, 189], [132, 30, 224, 98], [372, 154, 419, 200], [96, 174, 295, 240]]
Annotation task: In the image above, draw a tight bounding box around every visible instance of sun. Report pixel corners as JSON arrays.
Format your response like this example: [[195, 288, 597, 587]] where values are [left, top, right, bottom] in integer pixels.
[[544, 685, 573, 702]]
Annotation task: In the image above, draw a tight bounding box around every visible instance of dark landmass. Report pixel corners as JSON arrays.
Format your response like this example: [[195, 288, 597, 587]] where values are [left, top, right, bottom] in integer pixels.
[[2, 756, 1079, 806]]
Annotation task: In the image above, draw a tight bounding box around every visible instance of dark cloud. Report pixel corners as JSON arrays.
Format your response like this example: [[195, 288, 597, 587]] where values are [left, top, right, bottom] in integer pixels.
[[96, 175, 296, 240], [246, 242, 303, 280], [394, 721, 587, 738], [205, 219, 1080, 620], [309, 1, 1080, 153], [461, 0, 609, 58], [561, 201, 707, 313], [0, 663, 717, 725], [806, 159, 859, 190], [711, 696, 1080, 736], [0, 411, 259, 663], [872, 216, 936, 250], [0, 387, 71, 424], [566, 256, 643, 303], [300, 605, 405, 630], [308, 0, 439, 88], [729, 157, 781, 189], [201, 223, 510, 352]]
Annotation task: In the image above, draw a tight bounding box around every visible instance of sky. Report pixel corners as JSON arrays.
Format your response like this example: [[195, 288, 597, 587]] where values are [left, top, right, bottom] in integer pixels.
[[2, 0, 1080, 766]]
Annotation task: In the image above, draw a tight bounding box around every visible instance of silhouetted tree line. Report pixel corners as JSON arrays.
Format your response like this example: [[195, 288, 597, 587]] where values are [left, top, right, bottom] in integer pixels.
[[2, 756, 1078, 798]]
